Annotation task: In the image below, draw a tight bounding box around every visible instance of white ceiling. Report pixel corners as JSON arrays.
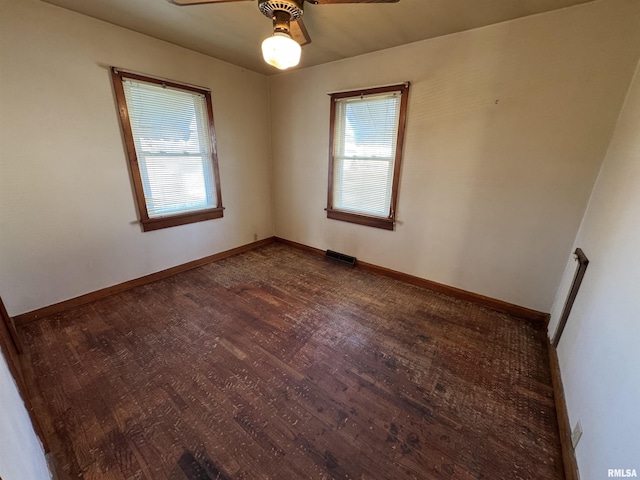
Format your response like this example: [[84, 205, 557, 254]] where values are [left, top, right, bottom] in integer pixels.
[[40, 0, 595, 75]]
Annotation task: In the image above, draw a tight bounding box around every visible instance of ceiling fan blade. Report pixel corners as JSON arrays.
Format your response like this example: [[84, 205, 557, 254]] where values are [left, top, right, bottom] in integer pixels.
[[168, 0, 249, 5], [290, 18, 312, 46], [311, 0, 399, 3]]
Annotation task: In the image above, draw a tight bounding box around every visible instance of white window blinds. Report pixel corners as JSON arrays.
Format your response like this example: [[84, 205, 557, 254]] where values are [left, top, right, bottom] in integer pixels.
[[332, 91, 402, 218], [122, 79, 217, 218]]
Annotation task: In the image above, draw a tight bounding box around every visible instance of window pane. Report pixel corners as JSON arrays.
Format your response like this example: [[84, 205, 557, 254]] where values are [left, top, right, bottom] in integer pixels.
[[141, 155, 209, 216], [337, 95, 400, 159], [334, 158, 393, 216], [333, 92, 401, 217], [123, 79, 216, 218]]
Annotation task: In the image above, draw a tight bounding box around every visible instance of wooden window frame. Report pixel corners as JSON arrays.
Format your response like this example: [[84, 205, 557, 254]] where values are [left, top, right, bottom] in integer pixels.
[[552, 248, 589, 347], [326, 83, 410, 231], [111, 68, 224, 232]]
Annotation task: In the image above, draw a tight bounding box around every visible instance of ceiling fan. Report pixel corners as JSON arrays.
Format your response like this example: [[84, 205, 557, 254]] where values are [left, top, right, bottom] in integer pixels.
[[168, 0, 399, 70]]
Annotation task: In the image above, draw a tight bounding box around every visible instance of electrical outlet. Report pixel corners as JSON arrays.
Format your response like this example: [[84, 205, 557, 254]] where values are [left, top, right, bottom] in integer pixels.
[[571, 421, 583, 448]]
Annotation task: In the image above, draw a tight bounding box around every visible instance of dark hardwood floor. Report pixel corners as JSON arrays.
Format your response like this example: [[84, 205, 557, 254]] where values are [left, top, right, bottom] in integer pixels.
[[19, 243, 563, 480]]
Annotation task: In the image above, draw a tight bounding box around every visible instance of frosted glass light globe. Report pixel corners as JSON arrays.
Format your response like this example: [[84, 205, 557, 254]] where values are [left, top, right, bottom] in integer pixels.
[[261, 33, 301, 70]]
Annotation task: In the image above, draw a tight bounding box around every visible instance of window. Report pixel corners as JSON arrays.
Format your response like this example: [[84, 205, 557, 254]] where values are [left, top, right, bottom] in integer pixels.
[[327, 83, 410, 230], [111, 68, 223, 231]]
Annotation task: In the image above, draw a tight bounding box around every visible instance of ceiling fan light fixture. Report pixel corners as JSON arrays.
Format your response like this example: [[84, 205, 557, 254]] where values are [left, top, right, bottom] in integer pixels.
[[261, 32, 301, 70]]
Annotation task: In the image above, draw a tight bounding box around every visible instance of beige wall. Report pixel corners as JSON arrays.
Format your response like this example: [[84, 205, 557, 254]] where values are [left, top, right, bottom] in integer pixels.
[[0, 0, 274, 316], [549, 59, 640, 479], [269, 0, 640, 312]]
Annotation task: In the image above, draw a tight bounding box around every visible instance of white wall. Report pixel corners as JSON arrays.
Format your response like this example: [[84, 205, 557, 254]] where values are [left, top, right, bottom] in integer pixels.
[[0, 351, 50, 480], [0, 0, 274, 316], [549, 60, 640, 479], [269, 0, 640, 312]]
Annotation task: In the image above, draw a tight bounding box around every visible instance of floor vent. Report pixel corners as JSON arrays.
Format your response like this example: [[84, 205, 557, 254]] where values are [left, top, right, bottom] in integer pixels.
[[325, 250, 357, 267]]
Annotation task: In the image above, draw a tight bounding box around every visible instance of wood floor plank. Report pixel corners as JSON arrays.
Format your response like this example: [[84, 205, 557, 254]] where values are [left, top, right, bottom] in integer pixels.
[[19, 243, 564, 479]]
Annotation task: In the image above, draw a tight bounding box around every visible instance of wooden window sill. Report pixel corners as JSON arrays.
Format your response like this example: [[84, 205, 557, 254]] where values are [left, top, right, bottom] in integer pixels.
[[141, 208, 224, 232], [326, 209, 394, 230]]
